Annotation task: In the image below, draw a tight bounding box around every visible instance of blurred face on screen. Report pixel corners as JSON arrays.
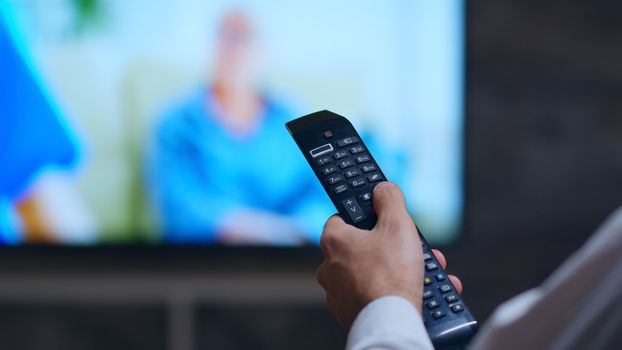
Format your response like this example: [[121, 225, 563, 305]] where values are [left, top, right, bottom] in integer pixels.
[[213, 11, 261, 94]]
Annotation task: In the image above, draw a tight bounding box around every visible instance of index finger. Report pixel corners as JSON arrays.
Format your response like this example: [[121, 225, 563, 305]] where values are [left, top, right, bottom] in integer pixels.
[[372, 182, 411, 229]]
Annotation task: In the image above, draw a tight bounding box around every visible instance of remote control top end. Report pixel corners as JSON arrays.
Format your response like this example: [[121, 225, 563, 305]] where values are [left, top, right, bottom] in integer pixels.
[[287, 110, 385, 230]]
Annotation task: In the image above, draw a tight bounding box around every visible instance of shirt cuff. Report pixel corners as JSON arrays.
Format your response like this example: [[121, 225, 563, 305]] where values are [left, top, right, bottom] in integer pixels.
[[347, 295, 434, 350]]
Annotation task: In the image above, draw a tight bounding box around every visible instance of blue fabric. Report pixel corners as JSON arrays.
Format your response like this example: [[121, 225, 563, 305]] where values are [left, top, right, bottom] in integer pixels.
[[147, 90, 334, 243], [0, 14, 79, 242]]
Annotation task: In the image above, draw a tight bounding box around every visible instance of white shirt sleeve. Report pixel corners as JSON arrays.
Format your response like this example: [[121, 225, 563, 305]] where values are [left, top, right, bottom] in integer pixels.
[[470, 207, 622, 350], [347, 295, 434, 350]]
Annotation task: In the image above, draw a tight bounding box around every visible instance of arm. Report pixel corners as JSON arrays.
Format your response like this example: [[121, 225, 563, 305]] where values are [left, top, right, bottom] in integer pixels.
[[470, 207, 622, 350], [317, 182, 463, 350]]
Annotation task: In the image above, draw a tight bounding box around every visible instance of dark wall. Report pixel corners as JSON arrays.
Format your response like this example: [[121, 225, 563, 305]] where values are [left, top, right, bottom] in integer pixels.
[[450, 0, 622, 320]]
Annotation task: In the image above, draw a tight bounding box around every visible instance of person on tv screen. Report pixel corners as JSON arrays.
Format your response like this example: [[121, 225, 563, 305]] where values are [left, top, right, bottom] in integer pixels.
[[146, 11, 333, 244]]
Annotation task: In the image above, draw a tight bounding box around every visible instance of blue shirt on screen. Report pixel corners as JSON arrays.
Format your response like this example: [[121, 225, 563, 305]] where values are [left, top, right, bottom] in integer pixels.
[[146, 90, 333, 244], [0, 13, 79, 242]]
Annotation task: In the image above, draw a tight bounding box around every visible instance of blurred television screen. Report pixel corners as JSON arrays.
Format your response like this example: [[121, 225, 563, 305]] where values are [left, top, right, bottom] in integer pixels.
[[0, 0, 464, 245]]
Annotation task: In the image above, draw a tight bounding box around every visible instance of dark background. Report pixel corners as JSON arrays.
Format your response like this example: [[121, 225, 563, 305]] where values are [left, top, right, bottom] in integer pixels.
[[0, 0, 621, 349], [459, 0, 622, 318]]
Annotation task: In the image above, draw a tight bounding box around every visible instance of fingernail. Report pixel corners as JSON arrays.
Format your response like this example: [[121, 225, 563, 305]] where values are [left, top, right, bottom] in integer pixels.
[[374, 181, 393, 190]]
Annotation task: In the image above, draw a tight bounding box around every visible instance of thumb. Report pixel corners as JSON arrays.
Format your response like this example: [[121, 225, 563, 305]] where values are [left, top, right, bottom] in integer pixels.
[[372, 181, 409, 226]]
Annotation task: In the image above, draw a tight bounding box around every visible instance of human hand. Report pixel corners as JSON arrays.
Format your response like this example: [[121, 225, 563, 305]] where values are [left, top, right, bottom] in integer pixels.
[[316, 181, 462, 330]]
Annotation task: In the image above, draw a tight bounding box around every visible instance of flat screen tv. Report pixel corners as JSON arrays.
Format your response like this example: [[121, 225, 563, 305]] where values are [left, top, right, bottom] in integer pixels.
[[0, 0, 465, 246]]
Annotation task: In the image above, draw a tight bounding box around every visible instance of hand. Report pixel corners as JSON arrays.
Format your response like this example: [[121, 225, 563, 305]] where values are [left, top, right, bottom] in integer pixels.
[[316, 181, 462, 330]]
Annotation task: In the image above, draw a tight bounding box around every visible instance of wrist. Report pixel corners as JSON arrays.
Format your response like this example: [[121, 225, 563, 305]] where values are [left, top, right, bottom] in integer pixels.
[[347, 295, 433, 350], [373, 292, 422, 314], [364, 287, 423, 315]]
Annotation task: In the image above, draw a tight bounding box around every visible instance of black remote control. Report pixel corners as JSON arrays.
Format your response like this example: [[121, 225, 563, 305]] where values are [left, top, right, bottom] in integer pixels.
[[286, 110, 478, 349]]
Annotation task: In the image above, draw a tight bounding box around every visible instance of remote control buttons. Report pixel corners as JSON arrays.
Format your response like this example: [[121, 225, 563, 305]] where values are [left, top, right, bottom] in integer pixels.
[[310, 143, 333, 158], [426, 299, 441, 310], [432, 310, 446, 319], [342, 197, 366, 223], [435, 273, 446, 281], [355, 154, 371, 163], [423, 289, 434, 299], [439, 284, 452, 294], [321, 165, 338, 176], [339, 159, 354, 169], [450, 304, 465, 313], [424, 277, 433, 286], [350, 178, 366, 188], [333, 184, 348, 195], [327, 175, 344, 185], [349, 145, 364, 154], [336, 137, 359, 147], [367, 173, 382, 182], [423, 253, 433, 261], [361, 164, 377, 173], [344, 168, 361, 178], [333, 150, 348, 160], [307, 135, 381, 227], [322, 131, 333, 139], [316, 156, 331, 166], [444, 294, 458, 303], [426, 262, 439, 271]]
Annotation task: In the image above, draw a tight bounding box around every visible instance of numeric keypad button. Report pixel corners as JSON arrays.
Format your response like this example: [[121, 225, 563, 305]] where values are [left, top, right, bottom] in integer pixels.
[[333, 150, 348, 160], [361, 164, 377, 173], [344, 168, 361, 178], [349, 145, 364, 154], [355, 154, 371, 164], [321, 165, 337, 176], [316, 156, 331, 166], [339, 159, 354, 169], [327, 175, 344, 185], [350, 178, 366, 188]]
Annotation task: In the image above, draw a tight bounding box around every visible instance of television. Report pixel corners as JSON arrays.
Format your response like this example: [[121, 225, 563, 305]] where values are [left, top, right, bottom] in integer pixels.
[[0, 0, 465, 246]]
